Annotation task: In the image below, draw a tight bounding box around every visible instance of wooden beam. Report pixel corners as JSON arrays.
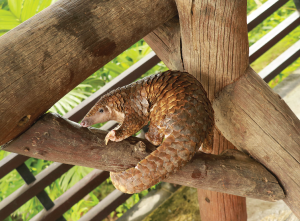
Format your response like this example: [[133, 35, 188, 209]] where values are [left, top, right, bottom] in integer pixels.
[[213, 67, 300, 218], [0, 0, 177, 145], [2, 113, 285, 202]]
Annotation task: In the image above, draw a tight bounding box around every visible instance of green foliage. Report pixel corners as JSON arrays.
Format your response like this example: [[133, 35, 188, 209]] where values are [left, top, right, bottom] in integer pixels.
[[0, 0, 300, 220]]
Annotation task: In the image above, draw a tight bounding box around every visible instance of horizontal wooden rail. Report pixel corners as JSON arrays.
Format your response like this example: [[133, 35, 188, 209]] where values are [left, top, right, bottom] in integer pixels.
[[249, 11, 300, 63], [247, 0, 289, 31], [31, 170, 109, 221], [259, 39, 300, 82], [0, 163, 73, 220], [78, 189, 131, 221]]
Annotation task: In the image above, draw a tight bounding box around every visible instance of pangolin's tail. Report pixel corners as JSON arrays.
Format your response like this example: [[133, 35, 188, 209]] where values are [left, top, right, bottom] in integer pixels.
[[110, 131, 196, 193]]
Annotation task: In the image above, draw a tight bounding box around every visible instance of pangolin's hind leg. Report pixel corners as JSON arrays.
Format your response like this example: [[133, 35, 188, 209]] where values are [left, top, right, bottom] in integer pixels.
[[200, 126, 214, 153], [145, 123, 164, 146]]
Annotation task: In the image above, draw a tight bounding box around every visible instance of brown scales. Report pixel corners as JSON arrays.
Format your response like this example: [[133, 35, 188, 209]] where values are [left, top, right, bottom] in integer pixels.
[[81, 70, 214, 193]]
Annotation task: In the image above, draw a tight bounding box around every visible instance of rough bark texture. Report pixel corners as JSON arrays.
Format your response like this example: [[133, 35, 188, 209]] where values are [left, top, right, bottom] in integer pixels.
[[145, 0, 249, 220], [0, 0, 177, 145], [213, 67, 300, 218], [2, 113, 284, 201]]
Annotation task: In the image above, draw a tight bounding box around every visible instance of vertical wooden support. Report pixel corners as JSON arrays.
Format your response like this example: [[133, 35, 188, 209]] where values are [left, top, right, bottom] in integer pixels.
[[145, 0, 249, 220]]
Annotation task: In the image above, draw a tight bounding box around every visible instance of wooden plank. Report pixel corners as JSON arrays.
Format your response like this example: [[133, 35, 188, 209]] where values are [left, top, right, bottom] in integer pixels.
[[0, 153, 28, 179], [78, 189, 130, 221], [247, 0, 289, 31], [31, 170, 109, 221], [2, 113, 284, 201], [249, 11, 300, 63], [0, 163, 73, 220], [0, 0, 177, 145], [213, 67, 300, 218], [259, 39, 300, 82]]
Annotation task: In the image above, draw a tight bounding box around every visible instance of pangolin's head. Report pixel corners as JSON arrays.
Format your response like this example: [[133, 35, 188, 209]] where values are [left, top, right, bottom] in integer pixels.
[[80, 95, 124, 127], [80, 102, 112, 127]]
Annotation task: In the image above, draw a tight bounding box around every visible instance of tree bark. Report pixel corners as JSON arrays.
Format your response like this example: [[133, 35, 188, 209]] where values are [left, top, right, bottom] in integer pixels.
[[145, 0, 249, 220], [2, 113, 284, 201], [0, 0, 177, 145]]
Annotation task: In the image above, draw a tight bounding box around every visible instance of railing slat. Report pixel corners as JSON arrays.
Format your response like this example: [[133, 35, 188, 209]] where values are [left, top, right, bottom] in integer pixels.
[[250, 11, 300, 63], [0, 153, 29, 179], [247, 0, 289, 32], [78, 190, 131, 221], [30, 170, 109, 221], [0, 163, 73, 220], [259, 40, 300, 82]]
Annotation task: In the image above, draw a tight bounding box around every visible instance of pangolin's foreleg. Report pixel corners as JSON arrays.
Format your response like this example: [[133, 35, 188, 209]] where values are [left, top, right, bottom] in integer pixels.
[[105, 115, 147, 144]]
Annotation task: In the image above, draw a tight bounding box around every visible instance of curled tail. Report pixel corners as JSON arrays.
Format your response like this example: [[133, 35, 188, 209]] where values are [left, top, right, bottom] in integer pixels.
[[110, 130, 198, 193]]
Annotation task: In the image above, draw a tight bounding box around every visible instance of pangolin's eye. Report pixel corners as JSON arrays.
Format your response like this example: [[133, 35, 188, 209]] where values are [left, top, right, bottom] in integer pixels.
[[99, 109, 104, 113]]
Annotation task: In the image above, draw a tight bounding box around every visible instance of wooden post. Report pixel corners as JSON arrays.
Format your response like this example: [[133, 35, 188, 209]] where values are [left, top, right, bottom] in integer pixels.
[[145, 0, 249, 220]]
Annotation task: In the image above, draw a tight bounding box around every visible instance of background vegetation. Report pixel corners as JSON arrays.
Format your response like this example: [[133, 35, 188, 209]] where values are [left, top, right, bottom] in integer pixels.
[[0, 0, 299, 220]]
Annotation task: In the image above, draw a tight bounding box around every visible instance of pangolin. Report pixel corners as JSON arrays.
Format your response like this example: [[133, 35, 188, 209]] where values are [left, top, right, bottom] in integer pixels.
[[80, 70, 214, 193]]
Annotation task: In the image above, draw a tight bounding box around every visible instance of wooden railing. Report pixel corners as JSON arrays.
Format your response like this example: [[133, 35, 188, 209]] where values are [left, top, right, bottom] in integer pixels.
[[0, 1, 299, 220]]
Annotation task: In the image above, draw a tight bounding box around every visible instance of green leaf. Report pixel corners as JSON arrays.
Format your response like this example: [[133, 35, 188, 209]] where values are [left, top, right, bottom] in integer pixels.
[[21, 0, 40, 21], [104, 62, 126, 74], [8, 0, 23, 19], [37, 0, 52, 13], [0, 9, 20, 30]]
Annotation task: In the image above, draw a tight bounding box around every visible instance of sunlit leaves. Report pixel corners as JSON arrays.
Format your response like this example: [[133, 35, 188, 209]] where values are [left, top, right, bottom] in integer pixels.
[[0, 0, 52, 37]]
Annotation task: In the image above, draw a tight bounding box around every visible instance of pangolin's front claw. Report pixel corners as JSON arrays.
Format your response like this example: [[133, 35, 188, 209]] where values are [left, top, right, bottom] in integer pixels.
[[105, 137, 110, 145], [105, 130, 116, 145]]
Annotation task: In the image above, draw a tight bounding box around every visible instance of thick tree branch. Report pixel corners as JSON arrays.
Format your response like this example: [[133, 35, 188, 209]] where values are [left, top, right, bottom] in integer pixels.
[[2, 113, 284, 202], [0, 0, 177, 145]]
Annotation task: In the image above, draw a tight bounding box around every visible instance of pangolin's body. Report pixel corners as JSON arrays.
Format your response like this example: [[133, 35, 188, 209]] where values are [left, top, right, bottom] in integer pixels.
[[81, 70, 214, 193]]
